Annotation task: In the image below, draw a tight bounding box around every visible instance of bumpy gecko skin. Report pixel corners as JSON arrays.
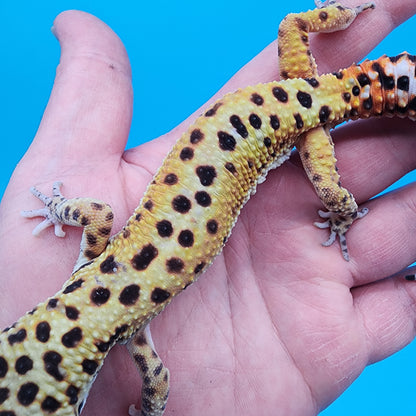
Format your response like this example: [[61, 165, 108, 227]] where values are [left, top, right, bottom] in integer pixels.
[[1, 1, 415, 415]]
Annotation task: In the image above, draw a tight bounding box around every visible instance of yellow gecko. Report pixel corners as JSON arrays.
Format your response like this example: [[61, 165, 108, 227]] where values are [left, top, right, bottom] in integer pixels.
[[1, 1, 415, 415]]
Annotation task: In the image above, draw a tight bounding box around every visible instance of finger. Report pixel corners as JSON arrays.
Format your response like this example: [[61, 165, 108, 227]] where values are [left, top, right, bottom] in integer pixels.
[[352, 274, 416, 364], [25, 10, 132, 170], [332, 117, 416, 202], [348, 182, 416, 286]]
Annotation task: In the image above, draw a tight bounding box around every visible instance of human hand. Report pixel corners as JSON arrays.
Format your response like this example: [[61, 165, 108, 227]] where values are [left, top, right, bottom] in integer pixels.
[[1, 2, 416, 415]]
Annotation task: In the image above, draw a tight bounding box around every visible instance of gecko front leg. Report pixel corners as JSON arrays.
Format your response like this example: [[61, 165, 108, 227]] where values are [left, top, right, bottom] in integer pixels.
[[21, 181, 114, 271]]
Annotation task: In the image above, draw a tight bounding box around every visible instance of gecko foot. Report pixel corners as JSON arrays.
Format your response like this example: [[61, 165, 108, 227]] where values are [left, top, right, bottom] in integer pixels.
[[21, 181, 67, 237], [314, 0, 375, 14], [314, 207, 368, 261]]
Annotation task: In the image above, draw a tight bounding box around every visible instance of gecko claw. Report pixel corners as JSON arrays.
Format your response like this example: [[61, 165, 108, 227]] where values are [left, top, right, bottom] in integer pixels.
[[314, 207, 368, 261]]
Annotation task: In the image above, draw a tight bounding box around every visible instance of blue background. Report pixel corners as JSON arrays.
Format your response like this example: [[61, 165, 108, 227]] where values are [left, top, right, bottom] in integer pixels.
[[1, 1, 416, 414]]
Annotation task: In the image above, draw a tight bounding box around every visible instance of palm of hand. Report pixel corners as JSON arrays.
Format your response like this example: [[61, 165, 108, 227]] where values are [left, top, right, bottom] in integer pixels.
[[2, 2, 416, 415]]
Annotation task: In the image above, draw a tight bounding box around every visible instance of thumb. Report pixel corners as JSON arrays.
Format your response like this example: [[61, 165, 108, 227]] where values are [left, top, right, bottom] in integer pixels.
[[22, 10, 133, 176]]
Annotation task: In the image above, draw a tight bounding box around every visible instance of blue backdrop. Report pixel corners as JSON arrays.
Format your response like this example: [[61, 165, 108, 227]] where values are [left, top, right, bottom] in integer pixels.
[[1, 1, 415, 414]]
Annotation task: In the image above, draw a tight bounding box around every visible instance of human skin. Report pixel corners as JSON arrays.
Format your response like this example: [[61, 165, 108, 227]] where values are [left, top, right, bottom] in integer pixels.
[[1, 1, 416, 415]]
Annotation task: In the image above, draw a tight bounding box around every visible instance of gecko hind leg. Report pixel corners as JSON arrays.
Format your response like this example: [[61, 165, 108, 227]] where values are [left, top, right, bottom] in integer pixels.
[[277, 2, 374, 259], [126, 325, 170, 416]]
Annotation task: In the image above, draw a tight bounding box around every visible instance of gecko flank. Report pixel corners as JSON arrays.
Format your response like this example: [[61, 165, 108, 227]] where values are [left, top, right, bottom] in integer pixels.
[[1, 1, 415, 415]]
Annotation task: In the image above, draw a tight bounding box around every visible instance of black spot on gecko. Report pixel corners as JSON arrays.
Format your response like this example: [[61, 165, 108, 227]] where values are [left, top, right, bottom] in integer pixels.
[[178, 230, 194, 247], [153, 363, 164, 377], [83, 216, 95, 230], [207, 219, 218, 234], [272, 86, 289, 102], [100, 255, 117, 274], [352, 85, 360, 96], [319, 106, 331, 123], [72, 208, 81, 221], [15, 356, 33, 375], [84, 249, 97, 260], [306, 78, 319, 88], [61, 327, 83, 348], [225, 162, 237, 175], [319, 11, 328, 20], [82, 359, 98, 375], [0, 357, 8, 378], [294, 113, 304, 129], [133, 354, 148, 373], [194, 262, 206, 274], [66, 385, 80, 405], [251, 93, 264, 105], [363, 97, 373, 110], [134, 334, 147, 346], [95, 340, 111, 353], [295, 17, 307, 32], [156, 220, 174, 237], [0, 388, 9, 404], [65, 306, 80, 320], [190, 129, 204, 144], [119, 284, 141, 306], [151, 288, 171, 303], [371, 62, 395, 90], [132, 244, 159, 270], [144, 200, 154, 211], [397, 75, 410, 91], [332, 71, 343, 80], [166, 258, 184, 273], [195, 191, 212, 207], [91, 202, 104, 210], [297, 91, 312, 108], [86, 233, 97, 246], [8, 329, 26, 345], [43, 351, 64, 381], [64, 206, 70, 220], [144, 387, 156, 397], [63, 279, 84, 294], [42, 396, 61, 413], [357, 73, 371, 87], [36, 322, 51, 343], [270, 115, 280, 130], [230, 115, 248, 138], [264, 137, 272, 147], [196, 165, 217, 186], [409, 97, 416, 111], [172, 195, 192, 213], [179, 147, 194, 161], [218, 131, 237, 151], [249, 113, 262, 129], [164, 173, 178, 185], [205, 102, 222, 117], [17, 382, 39, 406], [98, 227, 111, 236], [342, 92, 351, 103], [90, 288, 111, 306]]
